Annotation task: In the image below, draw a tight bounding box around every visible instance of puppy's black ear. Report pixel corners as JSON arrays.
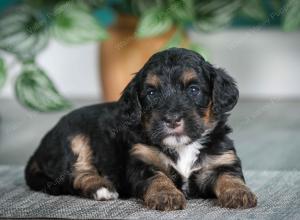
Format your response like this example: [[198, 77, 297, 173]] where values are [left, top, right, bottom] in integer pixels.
[[212, 68, 239, 115], [118, 75, 141, 126]]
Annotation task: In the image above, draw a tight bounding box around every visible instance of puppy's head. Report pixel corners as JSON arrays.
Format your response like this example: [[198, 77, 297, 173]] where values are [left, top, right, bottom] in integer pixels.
[[120, 48, 238, 148]]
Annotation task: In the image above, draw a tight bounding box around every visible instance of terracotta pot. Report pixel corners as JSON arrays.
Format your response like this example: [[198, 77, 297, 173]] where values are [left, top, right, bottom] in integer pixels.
[[100, 14, 188, 102]]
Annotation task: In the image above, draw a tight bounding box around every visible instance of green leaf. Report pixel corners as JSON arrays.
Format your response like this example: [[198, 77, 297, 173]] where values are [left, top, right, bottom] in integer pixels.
[[15, 63, 71, 112], [162, 30, 182, 49], [135, 7, 173, 38], [168, 0, 194, 22], [193, 0, 242, 32], [240, 0, 267, 21], [270, 0, 283, 11], [283, 0, 300, 31], [0, 58, 7, 89], [130, 0, 165, 16], [0, 6, 49, 61], [52, 3, 108, 43]]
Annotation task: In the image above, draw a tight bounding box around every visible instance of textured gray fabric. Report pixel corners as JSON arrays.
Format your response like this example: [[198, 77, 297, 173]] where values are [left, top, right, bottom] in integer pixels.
[[0, 166, 299, 219]]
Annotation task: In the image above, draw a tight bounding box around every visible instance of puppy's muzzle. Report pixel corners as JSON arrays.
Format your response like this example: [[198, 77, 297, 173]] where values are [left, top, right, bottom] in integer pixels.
[[163, 114, 183, 129], [163, 114, 184, 135]]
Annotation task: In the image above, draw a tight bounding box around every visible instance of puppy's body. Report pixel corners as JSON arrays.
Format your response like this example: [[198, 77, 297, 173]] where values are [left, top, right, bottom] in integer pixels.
[[26, 103, 134, 198], [26, 48, 257, 210]]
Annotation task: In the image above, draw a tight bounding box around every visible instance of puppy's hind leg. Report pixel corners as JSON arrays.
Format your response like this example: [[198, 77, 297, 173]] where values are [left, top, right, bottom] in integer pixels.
[[70, 134, 118, 200]]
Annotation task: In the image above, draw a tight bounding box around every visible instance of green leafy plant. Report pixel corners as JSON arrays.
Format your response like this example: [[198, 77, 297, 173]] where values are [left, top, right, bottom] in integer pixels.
[[15, 63, 71, 111], [0, 0, 298, 111], [52, 3, 108, 43], [0, 1, 108, 112], [0, 58, 6, 89], [283, 0, 300, 31], [135, 7, 173, 38]]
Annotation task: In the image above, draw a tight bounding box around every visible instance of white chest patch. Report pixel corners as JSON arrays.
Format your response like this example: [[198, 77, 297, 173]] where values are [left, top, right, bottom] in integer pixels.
[[172, 141, 203, 179]]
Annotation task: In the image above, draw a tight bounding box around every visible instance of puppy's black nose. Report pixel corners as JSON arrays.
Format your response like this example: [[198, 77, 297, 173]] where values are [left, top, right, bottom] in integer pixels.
[[163, 114, 183, 129]]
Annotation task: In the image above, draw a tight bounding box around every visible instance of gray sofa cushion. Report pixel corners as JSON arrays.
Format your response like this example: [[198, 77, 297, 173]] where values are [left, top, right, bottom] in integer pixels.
[[0, 166, 299, 219]]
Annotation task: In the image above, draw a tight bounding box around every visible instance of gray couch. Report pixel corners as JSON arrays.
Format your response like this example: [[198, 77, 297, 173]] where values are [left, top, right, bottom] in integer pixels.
[[1, 166, 299, 219]]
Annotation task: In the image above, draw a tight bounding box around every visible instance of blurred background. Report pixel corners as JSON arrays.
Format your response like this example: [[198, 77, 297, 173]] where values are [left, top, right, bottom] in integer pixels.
[[0, 0, 299, 171]]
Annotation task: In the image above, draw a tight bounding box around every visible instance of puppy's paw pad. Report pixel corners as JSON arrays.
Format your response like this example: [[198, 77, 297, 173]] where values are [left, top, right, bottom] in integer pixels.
[[93, 187, 119, 201]]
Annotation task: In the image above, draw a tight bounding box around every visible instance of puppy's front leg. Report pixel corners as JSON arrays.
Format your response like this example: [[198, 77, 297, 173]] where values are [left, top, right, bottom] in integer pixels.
[[128, 144, 186, 211], [214, 174, 257, 209], [143, 171, 186, 211], [194, 150, 257, 208]]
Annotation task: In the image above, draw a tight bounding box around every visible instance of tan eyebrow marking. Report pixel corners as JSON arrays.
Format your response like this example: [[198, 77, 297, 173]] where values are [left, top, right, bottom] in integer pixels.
[[181, 70, 198, 86], [145, 74, 161, 87]]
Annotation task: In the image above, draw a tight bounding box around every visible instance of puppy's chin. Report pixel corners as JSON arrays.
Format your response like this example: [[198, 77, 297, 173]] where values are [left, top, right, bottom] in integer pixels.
[[162, 135, 191, 148]]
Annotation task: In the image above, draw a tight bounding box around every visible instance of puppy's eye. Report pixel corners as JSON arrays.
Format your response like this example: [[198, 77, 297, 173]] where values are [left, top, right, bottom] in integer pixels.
[[187, 85, 201, 96], [146, 88, 157, 97]]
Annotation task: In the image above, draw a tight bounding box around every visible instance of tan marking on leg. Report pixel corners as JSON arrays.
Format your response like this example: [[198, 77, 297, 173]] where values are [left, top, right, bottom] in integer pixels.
[[192, 150, 237, 173], [145, 172, 176, 196], [214, 174, 245, 197], [145, 73, 160, 87], [202, 150, 237, 169], [70, 134, 116, 199], [130, 144, 171, 172], [144, 172, 186, 211], [193, 151, 237, 185], [214, 174, 257, 209], [71, 134, 89, 155]]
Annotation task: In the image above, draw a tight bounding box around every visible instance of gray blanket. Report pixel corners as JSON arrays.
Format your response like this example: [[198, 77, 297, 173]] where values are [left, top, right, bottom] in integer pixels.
[[0, 166, 299, 219]]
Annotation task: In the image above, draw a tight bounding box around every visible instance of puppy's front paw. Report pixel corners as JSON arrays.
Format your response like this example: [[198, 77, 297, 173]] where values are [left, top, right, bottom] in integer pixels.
[[93, 187, 119, 201], [144, 189, 186, 211], [218, 187, 257, 209]]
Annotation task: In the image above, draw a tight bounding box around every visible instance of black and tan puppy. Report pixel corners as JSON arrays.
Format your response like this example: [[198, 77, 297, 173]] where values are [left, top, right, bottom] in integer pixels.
[[25, 48, 257, 210]]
